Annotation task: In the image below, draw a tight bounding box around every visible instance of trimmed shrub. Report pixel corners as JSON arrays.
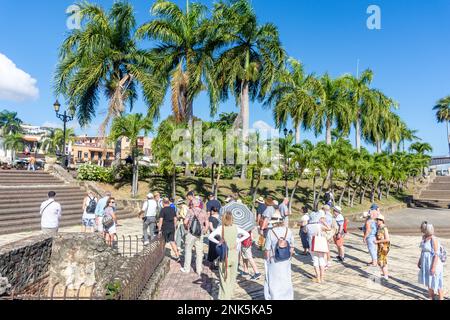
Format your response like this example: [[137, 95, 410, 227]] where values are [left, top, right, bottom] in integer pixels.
[[77, 164, 114, 183]]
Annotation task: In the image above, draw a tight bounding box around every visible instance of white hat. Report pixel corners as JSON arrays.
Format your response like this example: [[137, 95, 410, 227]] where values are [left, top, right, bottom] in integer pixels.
[[270, 210, 283, 223], [333, 206, 342, 214], [273, 200, 279, 206], [147, 193, 154, 199]]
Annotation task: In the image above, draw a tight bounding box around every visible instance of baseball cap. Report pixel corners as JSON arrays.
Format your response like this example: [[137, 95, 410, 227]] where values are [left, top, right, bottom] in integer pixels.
[[370, 204, 379, 210]]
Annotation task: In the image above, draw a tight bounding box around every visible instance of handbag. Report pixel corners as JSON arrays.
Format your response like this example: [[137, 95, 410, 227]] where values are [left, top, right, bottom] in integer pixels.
[[311, 230, 329, 253], [215, 226, 229, 280]]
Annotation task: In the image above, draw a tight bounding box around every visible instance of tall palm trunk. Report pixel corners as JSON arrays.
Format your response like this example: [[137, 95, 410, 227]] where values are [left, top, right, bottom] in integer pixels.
[[376, 140, 382, 154], [295, 124, 301, 144], [251, 168, 262, 211], [355, 113, 361, 152], [326, 117, 332, 145], [131, 145, 139, 198], [240, 81, 250, 180], [172, 167, 177, 200], [391, 142, 398, 154]]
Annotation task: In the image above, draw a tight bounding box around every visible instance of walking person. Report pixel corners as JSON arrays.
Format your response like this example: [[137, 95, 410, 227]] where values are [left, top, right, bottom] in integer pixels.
[[207, 207, 221, 270], [374, 214, 390, 280], [279, 197, 291, 227], [28, 155, 36, 171], [306, 211, 331, 284], [139, 193, 158, 245], [103, 197, 117, 247], [181, 199, 208, 276], [255, 197, 267, 251], [175, 199, 188, 252], [323, 205, 336, 267], [299, 207, 310, 255], [363, 209, 379, 266], [40, 191, 62, 236], [333, 206, 346, 263], [158, 198, 181, 262], [418, 222, 445, 300], [95, 191, 111, 233], [206, 194, 222, 217], [260, 198, 278, 241], [240, 227, 262, 280], [208, 211, 250, 300], [81, 192, 97, 233], [264, 210, 295, 300]]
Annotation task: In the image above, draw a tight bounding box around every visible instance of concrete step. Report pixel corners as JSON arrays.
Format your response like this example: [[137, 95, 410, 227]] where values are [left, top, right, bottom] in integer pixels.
[[0, 209, 128, 223], [0, 203, 84, 216], [0, 212, 136, 235], [413, 199, 450, 209], [0, 180, 65, 186], [0, 194, 85, 204], [427, 183, 450, 190], [0, 198, 84, 210], [420, 191, 450, 199], [0, 188, 84, 196], [433, 177, 450, 183]]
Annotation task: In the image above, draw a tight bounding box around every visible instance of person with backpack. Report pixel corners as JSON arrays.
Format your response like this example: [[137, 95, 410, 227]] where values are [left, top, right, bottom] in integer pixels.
[[102, 197, 117, 247], [181, 199, 208, 276], [207, 207, 221, 270], [333, 206, 347, 263], [240, 227, 262, 281], [264, 209, 295, 300], [81, 192, 98, 233], [95, 191, 112, 233], [306, 211, 331, 284], [208, 211, 250, 300], [418, 222, 445, 300], [374, 214, 390, 280]]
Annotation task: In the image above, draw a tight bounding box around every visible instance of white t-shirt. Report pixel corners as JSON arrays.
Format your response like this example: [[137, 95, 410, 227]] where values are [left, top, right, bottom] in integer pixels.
[[142, 199, 157, 217], [40, 199, 62, 229]]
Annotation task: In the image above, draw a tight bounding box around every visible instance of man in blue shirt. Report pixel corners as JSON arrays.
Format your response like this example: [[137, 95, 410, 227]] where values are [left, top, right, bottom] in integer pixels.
[[206, 193, 221, 217], [95, 191, 111, 233]]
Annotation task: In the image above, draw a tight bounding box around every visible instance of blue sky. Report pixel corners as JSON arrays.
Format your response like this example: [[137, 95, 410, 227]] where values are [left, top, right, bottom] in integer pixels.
[[0, 0, 449, 155]]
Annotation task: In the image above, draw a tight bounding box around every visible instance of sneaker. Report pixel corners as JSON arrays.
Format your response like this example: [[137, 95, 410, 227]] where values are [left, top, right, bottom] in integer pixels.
[[144, 241, 150, 246], [250, 273, 262, 281], [180, 267, 190, 274], [239, 270, 249, 277]]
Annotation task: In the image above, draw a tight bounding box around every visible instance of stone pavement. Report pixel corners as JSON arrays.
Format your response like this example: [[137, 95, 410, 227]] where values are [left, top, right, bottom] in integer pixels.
[[156, 232, 450, 300]]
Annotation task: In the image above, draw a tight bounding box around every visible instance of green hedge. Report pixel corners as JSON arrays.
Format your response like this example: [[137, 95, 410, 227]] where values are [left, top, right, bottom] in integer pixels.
[[77, 164, 114, 183]]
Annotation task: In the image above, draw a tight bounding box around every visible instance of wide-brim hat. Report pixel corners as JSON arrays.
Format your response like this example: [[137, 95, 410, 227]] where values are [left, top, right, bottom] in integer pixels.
[[256, 197, 265, 204], [333, 206, 342, 214], [270, 210, 283, 223], [376, 214, 385, 221]]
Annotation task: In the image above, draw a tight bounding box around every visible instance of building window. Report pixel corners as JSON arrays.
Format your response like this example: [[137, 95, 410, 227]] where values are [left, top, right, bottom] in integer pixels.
[[98, 152, 103, 160], [78, 151, 82, 159], [84, 152, 88, 159], [91, 151, 95, 160]]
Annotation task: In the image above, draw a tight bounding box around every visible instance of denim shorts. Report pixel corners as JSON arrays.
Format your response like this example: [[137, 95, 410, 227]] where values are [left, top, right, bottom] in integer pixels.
[[82, 218, 96, 227]]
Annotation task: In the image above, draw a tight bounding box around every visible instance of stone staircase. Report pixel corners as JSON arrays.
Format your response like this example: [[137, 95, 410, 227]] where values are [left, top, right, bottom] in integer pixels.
[[0, 170, 135, 235], [414, 176, 450, 208]]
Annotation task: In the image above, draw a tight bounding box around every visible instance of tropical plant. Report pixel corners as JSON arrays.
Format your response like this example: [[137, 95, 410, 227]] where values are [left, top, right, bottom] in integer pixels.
[[433, 95, 450, 155], [0, 110, 23, 136], [137, 0, 218, 123], [41, 128, 76, 155], [409, 142, 433, 155], [3, 133, 24, 162], [265, 58, 321, 144], [55, 1, 164, 161], [213, 0, 285, 179], [109, 114, 152, 198]]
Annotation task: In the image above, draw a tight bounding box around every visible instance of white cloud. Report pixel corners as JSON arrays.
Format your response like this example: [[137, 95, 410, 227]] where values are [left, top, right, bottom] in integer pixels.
[[0, 53, 39, 102], [252, 120, 280, 137]]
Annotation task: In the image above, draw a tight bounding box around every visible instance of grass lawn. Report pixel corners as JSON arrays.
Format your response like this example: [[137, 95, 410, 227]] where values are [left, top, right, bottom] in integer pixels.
[[95, 176, 416, 219]]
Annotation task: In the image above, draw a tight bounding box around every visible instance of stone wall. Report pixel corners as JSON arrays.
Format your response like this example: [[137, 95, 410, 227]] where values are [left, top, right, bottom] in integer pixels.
[[48, 233, 126, 299], [0, 234, 53, 295]]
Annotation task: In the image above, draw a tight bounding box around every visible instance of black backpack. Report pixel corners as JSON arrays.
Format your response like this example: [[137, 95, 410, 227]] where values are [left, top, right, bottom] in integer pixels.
[[86, 197, 97, 214], [190, 215, 202, 237]]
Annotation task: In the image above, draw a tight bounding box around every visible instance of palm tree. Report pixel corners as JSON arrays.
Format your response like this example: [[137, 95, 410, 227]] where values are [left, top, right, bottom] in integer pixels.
[[409, 142, 433, 155], [0, 110, 23, 135], [3, 133, 24, 162], [314, 74, 350, 145], [343, 69, 377, 152], [109, 114, 152, 198], [213, 0, 285, 179], [265, 58, 321, 144], [137, 0, 218, 123], [55, 1, 164, 161], [433, 96, 450, 156]]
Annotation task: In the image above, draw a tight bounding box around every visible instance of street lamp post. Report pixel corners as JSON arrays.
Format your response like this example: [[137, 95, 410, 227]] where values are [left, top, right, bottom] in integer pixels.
[[53, 100, 74, 169], [283, 128, 293, 198]]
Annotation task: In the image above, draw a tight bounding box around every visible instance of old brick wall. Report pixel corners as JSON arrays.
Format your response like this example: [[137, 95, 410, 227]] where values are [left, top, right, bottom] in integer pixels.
[[0, 234, 53, 294]]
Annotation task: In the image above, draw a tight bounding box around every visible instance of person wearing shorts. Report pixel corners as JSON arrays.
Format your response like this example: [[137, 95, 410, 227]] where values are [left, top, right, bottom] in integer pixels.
[[333, 206, 346, 263], [159, 198, 180, 262], [306, 211, 331, 284], [240, 231, 262, 280], [81, 192, 97, 233]]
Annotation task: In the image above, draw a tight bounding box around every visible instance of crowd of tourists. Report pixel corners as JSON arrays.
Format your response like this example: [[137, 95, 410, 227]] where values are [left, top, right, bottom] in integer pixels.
[[38, 188, 446, 301]]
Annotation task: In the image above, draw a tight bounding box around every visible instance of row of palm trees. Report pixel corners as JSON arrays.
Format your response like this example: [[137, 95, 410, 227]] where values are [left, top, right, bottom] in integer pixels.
[[433, 96, 450, 155], [55, 0, 425, 164]]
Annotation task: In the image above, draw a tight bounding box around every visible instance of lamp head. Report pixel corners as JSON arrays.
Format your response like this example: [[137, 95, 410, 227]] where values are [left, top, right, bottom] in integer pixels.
[[53, 100, 61, 113]]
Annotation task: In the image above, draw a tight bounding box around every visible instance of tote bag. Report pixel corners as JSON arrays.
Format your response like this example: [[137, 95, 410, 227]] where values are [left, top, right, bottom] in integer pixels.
[[311, 230, 329, 253]]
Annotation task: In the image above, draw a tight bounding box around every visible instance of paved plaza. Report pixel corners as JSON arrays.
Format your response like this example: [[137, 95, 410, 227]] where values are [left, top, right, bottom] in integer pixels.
[[1, 209, 449, 300]]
